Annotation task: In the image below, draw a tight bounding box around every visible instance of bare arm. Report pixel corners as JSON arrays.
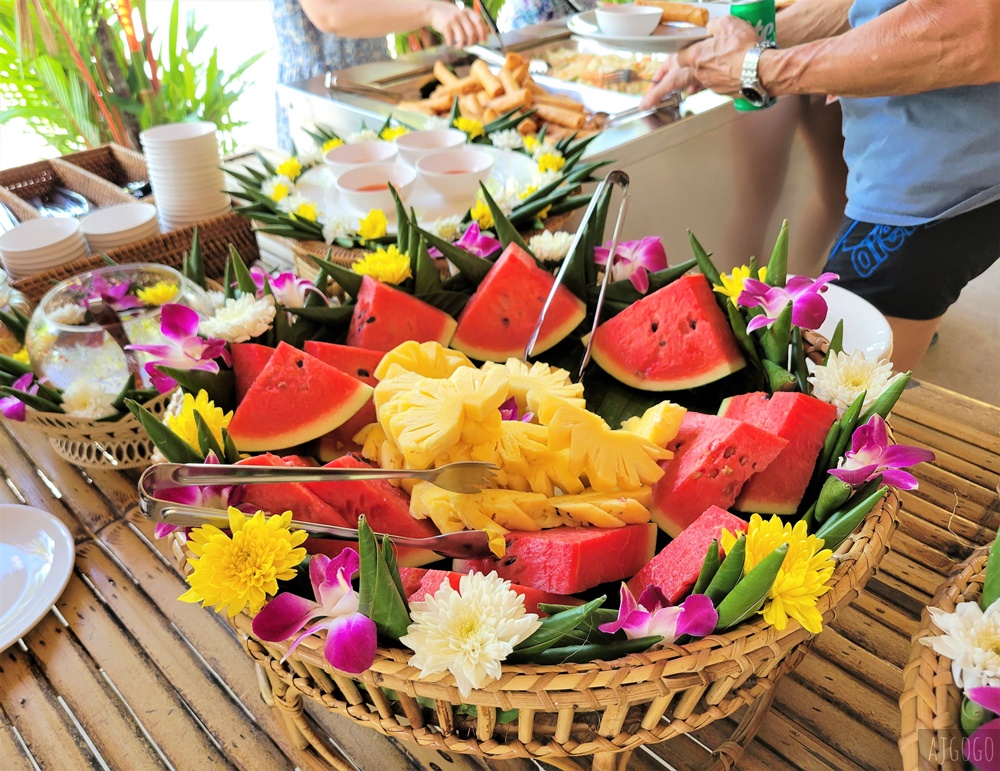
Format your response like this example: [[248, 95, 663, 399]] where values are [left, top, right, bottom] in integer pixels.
[[298, 0, 488, 47], [775, 0, 854, 48]]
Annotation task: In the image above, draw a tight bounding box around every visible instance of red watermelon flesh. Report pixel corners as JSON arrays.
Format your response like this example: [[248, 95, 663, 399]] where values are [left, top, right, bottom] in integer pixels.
[[398, 567, 582, 615], [231, 342, 275, 403], [227, 342, 373, 452], [650, 412, 787, 537], [627, 505, 748, 602], [589, 274, 746, 391], [450, 243, 586, 361], [347, 275, 457, 352], [452, 523, 657, 594], [719, 392, 838, 515], [303, 341, 383, 386]]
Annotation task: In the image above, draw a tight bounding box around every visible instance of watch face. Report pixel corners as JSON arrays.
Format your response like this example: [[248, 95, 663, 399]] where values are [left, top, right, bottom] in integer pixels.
[[740, 86, 766, 107]]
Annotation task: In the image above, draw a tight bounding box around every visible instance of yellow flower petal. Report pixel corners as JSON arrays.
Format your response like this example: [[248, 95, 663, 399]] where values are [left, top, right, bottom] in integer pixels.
[[351, 244, 412, 285], [164, 390, 232, 453], [322, 137, 344, 153], [469, 199, 493, 229], [275, 157, 302, 181], [136, 281, 178, 306], [358, 209, 388, 241], [453, 117, 483, 139]]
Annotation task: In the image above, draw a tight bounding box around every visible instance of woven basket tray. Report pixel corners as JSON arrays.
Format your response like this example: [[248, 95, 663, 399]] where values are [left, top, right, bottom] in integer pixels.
[[167, 333, 905, 770], [899, 544, 990, 770], [60, 143, 149, 190], [0, 157, 135, 211]]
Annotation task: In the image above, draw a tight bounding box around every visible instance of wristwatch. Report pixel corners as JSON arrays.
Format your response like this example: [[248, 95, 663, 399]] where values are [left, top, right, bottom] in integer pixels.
[[740, 41, 778, 107]]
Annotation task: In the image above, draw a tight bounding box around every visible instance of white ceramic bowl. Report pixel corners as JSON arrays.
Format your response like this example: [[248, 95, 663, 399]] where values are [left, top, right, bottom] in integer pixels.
[[140, 121, 218, 147], [80, 203, 158, 237], [324, 141, 399, 178], [335, 163, 416, 215], [0, 218, 82, 254], [594, 5, 663, 36], [416, 148, 495, 202], [395, 129, 468, 166]]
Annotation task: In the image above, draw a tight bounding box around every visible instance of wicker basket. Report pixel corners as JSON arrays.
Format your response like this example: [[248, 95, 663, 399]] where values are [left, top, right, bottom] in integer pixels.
[[0, 157, 135, 211], [24, 389, 175, 469], [60, 144, 149, 190], [899, 544, 990, 770], [167, 333, 904, 770]]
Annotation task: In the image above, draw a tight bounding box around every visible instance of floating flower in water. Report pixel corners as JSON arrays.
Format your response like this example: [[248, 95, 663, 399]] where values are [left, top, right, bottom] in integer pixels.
[[453, 117, 484, 140], [153, 451, 245, 539], [351, 244, 412, 285], [964, 687, 1000, 770], [0, 373, 38, 421], [179, 507, 308, 617], [401, 571, 540, 698], [599, 584, 717, 643], [136, 281, 178, 306], [252, 548, 377, 674], [714, 265, 767, 307], [274, 156, 302, 181], [262, 175, 294, 203], [469, 198, 494, 230], [809, 349, 905, 416], [738, 272, 838, 332], [922, 602, 1000, 690], [357, 209, 388, 241], [536, 151, 565, 174], [199, 293, 276, 344], [594, 237, 668, 294], [529, 230, 574, 263], [165, 389, 232, 453], [380, 125, 410, 141], [722, 514, 835, 634], [488, 128, 523, 151], [82, 273, 142, 311], [47, 303, 86, 326], [60, 379, 120, 419], [321, 137, 344, 153], [829, 414, 934, 491], [126, 304, 229, 393]]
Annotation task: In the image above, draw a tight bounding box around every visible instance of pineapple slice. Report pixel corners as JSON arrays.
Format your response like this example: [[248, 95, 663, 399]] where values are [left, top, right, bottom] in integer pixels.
[[495, 422, 584, 497], [621, 401, 686, 452], [373, 369, 423, 410], [374, 340, 473, 380], [410, 482, 547, 534], [543, 489, 653, 528], [379, 377, 464, 469], [449, 365, 509, 423], [488, 358, 586, 415]]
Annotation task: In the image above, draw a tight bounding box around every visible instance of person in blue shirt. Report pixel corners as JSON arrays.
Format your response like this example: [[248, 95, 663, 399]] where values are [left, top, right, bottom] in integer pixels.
[[641, 0, 1000, 372]]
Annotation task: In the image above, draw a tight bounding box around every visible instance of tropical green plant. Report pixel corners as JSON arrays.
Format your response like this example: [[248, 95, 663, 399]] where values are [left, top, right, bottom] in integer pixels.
[[0, 0, 262, 155]]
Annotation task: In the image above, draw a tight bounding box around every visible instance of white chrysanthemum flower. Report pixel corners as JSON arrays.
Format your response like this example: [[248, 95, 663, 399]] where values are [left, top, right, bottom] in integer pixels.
[[922, 601, 1000, 690], [529, 230, 574, 263], [297, 149, 322, 168], [532, 170, 562, 188], [321, 215, 354, 244], [61, 379, 121, 419], [532, 143, 561, 161], [262, 175, 295, 203], [164, 387, 186, 420], [424, 116, 451, 130], [809, 349, 903, 416], [206, 290, 228, 311], [346, 129, 379, 144], [47, 303, 87, 326], [426, 215, 465, 242], [400, 571, 540, 698], [488, 128, 524, 151], [277, 192, 311, 214], [200, 293, 276, 343]]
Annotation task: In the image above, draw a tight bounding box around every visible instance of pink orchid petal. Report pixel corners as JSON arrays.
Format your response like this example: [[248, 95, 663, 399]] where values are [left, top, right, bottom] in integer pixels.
[[745, 314, 772, 333], [0, 397, 26, 421], [252, 592, 324, 642], [499, 396, 520, 421], [599, 583, 639, 634], [637, 584, 669, 611], [879, 444, 936, 468], [628, 266, 650, 294], [675, 594, 718, 638], [969, 687, 1000, 714], [281, 619, 335, 661], [249, 267, 269, 296], [324, 612, 377, 674], [829, 464, 880, 487], [593, 246, 611, 266], [309, 554, 332, 595], [965, 716, 1000, 771], [160, 304, 202, 340], [878, 468, 920, 490], [789, 290, 829, 330], [154, 522, 181, 539], [642, 606, 682, 640]]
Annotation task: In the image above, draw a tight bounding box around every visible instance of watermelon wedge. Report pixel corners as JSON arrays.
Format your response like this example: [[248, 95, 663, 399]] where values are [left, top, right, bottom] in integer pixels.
[[719, 391, 838, 515], [304, 341, 384, 455], [231, 342, 275, 403], [627, 505, 748, 601], [348, 275, 457, 351], [450, 243, 586, 361], [227, 342, 373, 452], [650, 412, 787, 537], [588, 274, 746, 391], [398, 567, 582, 615]]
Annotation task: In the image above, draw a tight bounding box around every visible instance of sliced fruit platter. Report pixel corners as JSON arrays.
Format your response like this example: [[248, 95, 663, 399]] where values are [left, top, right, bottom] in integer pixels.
[[126, 188, 930, 765]]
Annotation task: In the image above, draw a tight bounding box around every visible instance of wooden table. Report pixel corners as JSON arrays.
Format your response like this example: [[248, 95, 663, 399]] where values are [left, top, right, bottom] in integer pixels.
[[1, 379, 997, 771]]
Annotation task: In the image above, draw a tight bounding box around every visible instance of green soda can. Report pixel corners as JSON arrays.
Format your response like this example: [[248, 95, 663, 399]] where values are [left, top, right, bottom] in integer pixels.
[[731, 0, 776, 112]]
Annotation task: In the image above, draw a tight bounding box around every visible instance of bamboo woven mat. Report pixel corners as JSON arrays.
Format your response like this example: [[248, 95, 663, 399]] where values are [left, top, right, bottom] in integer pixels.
[[0, 379, 997, 770]]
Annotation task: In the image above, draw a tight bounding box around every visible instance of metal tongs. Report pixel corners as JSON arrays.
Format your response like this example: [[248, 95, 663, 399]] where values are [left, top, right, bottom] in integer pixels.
[[138, 461, 500, 559], [525, 170, 630, 380]]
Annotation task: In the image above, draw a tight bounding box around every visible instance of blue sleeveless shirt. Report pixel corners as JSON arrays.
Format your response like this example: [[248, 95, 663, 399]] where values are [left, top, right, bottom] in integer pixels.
[[840, 0, 1000, 225]]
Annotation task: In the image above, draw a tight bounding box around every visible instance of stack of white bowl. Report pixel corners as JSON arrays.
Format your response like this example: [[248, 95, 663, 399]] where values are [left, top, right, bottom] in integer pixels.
[[140, 122, 231, 231], [81, 203, 160, 254], [0, 218, 89, 279]]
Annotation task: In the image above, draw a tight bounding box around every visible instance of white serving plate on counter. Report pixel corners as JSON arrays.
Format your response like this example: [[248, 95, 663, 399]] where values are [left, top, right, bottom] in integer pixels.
[[566, 4, 730, 54]]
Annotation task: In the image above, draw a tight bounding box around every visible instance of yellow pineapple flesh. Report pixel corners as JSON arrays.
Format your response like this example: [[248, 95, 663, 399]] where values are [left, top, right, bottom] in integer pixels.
[[620, 401, 686, 453], [489, 358, 586, 415], [374, 340, 473, 380]]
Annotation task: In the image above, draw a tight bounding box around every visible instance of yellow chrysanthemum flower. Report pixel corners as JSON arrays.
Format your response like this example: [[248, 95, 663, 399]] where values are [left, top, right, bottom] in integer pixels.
[[523, 134, 541, 154], [380, 125, 410, 141], [11, 346, 29, 365], [358, 209, 388, 241], [165, 390, 233, 452], [351, 244, 412, 285], [322, 137, 344, 153], [469, 198, 494, 229], [536, 152, 565, 174], [275, 156, 302, 181], [713, 265, 768, 306], [721, 514, 835, 635], [265, 179, 290, 202], [453, 117, 484, 139], [179, 508, 308, 617], [293, 200, 319, 222], [136, 281, 178, 306]]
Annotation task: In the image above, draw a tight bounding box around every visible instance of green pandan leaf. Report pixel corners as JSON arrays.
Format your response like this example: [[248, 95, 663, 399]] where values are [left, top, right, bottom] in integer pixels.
[[221, 428, 241, 464], [825, 319, 845, 362], [193, 410, 226, 461], [357, 516, 411, 640], [286, 304, 355, 325], [765, 220, 789, 288], [0, 309, 27, 344], [415, 290, 469, 318], [760, 302, 793, 364], [125, 398, 202, 464], [308, 252, 363, 299], [478, 183, 531, 254], [687, 230, 721, 289], [510, 596, 606, 660], [0, 386, 63, 414], [416, 226, 494, 285], [413, 235, 442, 296], [183, 228, 206, 289], [380, 534, 410, 615], [158, 367, 235, 413], [110, 374, 137, 415], [389, 183, 409, 253], [714, 543, 787, 631], [228, 245, 258, 296], [983, 547, 1000, 611]]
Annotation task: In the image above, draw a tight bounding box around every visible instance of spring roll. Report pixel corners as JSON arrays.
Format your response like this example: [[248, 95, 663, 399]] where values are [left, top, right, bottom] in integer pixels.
[[517, 118, 538, 135], [535, 103, 586, 130], [433, 61, 459, 86], [531, 92, 586, 112], [499, 70, 521, 96], [483, 108, 499, 124], [487, 88, 531, 114], [503, 52, 526, 72], [635, 0, 709, 26], [439, 75, 481, 96], [459, 93, 484, 120], [471, 59, 504, 99]]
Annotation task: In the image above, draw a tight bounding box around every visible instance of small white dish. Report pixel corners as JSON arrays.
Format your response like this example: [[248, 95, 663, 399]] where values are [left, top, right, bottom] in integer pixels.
[[335, 163, 416, 215], [324, 141, 400, 178], [395, 129, 468, 167], [417, 148, 495, 202], [594, 5, 663, 37], [81, 203, 158, 237], [0, 504, 75, 653], [0, 218, 82, 254]]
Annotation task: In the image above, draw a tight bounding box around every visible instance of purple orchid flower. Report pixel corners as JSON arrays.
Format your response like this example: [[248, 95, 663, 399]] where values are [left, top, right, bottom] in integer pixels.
[[79, 274, 144, 311], [738, 272, 838, 333], [154, 451, 246, 538], [499, 396, 534, 423], [252, 548, 377, 674], [125, 304, 230, 393], [965, 687, 1000, 771], [250, 268, 327, 308], [0, 373, 39, 422], [429, 223, 502, 259], [828, 414, 935, 491], [599, 583, 718, 643], [593, 237, 668, 294]]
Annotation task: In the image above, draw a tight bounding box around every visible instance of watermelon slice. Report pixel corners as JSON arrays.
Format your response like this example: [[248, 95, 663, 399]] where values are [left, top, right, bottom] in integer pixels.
[[398, 567, 582, 615], [650, 412, 787, 537], [231, 342, 275, 403], [453, 523, 657, 594], [227, 342, 373, 452], [304, 341, 384, 455], [450, 243, 586, 361], [719, 391, 838, 515], [588, 274, 746, 391], [347, 275, 457, 352], [627, 506, 748, 602]]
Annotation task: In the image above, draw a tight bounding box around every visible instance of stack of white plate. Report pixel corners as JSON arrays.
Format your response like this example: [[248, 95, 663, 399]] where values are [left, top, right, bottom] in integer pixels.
[[140, 122, 231, 232], [0, 218, 88, 279], [81, 203, 160, 254]]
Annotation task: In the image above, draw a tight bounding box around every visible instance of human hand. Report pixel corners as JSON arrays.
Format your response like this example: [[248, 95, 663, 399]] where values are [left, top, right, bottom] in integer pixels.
[[675, 16, 762, 97], [639, 54, 703, 110], [427, 3, 490, 48]]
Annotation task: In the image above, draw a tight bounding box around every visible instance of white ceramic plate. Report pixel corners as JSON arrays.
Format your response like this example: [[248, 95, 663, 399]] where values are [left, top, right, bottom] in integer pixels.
[[0, 504, 75, 652], [296, 145, 539, 231], [818, 282, 894, 362], [566, 10, 709, 53]]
